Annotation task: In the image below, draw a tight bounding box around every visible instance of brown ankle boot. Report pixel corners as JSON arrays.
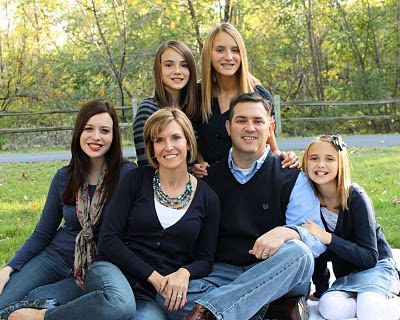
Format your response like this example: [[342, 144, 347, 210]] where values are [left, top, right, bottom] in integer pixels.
[[182, 304, 216, 320], [264, 296, 309, 320]]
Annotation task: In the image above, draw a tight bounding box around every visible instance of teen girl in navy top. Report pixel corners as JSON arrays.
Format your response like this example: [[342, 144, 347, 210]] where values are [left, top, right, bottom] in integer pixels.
[[192, 23, 298, 178]]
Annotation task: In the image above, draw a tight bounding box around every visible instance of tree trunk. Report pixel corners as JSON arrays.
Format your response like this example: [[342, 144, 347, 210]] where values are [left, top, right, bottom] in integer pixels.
[[394, 0, 400, 96], [303, 0, 325, 101], [187, 0, 203, 53], [224, 0, 233, 22]]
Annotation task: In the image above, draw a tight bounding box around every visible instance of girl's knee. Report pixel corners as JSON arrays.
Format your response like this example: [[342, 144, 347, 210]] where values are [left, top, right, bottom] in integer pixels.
[[319, 291, 356, 320]]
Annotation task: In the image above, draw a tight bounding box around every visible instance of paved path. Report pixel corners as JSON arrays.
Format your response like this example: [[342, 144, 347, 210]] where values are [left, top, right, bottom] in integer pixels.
[[1, 134, 399, 163]]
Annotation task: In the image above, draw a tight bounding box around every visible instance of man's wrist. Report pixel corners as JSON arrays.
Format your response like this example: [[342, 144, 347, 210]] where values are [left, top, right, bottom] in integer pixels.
[[279, 226, 301, 241]]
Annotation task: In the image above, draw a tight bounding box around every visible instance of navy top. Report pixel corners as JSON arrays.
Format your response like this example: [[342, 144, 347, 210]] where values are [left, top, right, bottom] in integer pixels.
[[97, 166, 220, 285], [313, 183, 393, 294], [7, 162, 136, 271], [198, 85, 274, 165]]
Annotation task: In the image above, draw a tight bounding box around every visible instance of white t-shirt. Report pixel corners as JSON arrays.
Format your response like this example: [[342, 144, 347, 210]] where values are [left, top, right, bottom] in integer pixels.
[[154, 198, 187, 229]]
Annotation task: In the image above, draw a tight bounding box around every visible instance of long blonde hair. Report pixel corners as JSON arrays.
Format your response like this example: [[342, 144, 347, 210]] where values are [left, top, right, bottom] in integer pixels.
[[201, 22, 259, 122], [302, 135, 351, 210]]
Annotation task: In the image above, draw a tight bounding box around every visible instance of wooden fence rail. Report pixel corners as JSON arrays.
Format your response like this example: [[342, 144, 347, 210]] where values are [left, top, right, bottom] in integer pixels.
[[0, 97, 399, 135], [273, 96, 400, 135], [0, 103, 136, 134]]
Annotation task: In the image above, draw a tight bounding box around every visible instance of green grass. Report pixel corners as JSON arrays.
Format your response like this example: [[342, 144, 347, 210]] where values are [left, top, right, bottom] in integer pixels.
[[0, 161, 68, 266], [0, 147, 399, 266]]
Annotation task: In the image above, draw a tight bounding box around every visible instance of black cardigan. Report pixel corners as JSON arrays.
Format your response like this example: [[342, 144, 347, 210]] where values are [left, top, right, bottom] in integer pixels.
[[312, 183, 393, 296]]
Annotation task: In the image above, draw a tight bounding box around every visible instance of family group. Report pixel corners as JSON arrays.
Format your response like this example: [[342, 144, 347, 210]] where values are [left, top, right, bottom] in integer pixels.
[[0, 22, 399, 320]]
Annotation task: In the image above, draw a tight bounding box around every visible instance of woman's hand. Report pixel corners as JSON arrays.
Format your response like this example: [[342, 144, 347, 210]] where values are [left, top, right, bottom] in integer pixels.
[[273, 150, 299, 168], [192, 162, 209, 178], [0, 266, 13, 295], [147, 270, 165, 294], [302, 219, 332, 245], [160, 268, 190, 312]]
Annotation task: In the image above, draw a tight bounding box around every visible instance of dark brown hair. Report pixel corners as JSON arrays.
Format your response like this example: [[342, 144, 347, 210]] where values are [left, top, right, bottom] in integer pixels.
[[63, 99, 123, 205], [229, 92, 272, 122]]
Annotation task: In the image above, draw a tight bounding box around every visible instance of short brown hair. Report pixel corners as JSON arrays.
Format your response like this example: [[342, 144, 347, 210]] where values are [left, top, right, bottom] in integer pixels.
[[229, 92, 272, 122], [143, 107, 197, 168]]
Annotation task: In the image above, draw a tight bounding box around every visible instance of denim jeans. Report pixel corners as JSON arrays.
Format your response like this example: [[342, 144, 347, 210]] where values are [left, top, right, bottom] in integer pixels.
[[168, 240, 314, 320], [27, 260, 166, 320], [0, 250, 72, 308], [30, 261, 135, 320]]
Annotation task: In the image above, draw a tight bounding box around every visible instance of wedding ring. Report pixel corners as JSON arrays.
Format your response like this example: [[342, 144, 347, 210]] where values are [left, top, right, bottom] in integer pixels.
[[262, 253, 268, 258], [177, 293, 183, 299]]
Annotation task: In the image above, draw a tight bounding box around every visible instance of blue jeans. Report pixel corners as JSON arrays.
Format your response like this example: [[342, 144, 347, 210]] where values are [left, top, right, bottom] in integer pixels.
[[27, 261, 166, 320], [168, 240, 314, 320], [0, 250, 72, 308]]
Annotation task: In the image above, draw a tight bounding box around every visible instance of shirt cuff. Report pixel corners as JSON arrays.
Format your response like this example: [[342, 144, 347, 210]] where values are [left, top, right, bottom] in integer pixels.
[[285, 225, 327, 258]]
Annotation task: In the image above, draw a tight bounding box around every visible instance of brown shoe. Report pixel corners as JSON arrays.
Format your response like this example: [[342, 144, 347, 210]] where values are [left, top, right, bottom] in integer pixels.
[[264, 296, 308, 320], [182, 304, 216, 320]]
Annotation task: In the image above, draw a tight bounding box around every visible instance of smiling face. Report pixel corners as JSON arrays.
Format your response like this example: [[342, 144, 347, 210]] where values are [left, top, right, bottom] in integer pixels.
[[160, 48, 190, 97], [211, 31, 241, 77], [226, 101, 272, 162], [79, 112, 113, 163], [153, 120, 189, 171], [306, 141, 339, 188]]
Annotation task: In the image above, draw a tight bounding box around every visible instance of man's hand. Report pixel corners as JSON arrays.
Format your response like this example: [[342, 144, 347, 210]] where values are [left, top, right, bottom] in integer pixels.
[[249, 226, 300, 259], [0, 266, 13, 295], [160, 268, 190, 312], [302, 219, 332, 245], [192, 162, 210, 178]]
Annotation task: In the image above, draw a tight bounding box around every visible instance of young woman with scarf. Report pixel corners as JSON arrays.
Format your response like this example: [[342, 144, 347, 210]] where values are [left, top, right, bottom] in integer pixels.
[[0, 99, 135, 319]]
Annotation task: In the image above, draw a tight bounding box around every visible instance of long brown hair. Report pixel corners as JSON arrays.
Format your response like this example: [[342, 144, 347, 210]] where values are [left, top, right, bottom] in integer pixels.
[[153, 40, 200, 122], [201, 22, 260, 122], [63, 99, 123, 205]]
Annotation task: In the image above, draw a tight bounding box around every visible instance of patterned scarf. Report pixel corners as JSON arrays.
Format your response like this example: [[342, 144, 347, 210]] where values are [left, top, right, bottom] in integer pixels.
[[74, 167, 106, 288]]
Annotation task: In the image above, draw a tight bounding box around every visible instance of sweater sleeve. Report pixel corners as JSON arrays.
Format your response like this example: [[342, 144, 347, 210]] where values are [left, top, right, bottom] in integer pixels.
[[97, 170, 155, 282], [7, 169, 65, 271], [328, 186, 379, 269], [132, 98, 160, 167], [182, 183, 220, 279]]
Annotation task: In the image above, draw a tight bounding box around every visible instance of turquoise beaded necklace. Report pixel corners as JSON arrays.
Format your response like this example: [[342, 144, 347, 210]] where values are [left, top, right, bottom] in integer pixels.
[[153, 170, 192, 209]]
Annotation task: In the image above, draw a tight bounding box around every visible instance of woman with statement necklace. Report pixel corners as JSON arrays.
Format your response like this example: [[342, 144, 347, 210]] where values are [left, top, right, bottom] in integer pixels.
[[96, 107, 220, 319], [5, 108, 220, 320]]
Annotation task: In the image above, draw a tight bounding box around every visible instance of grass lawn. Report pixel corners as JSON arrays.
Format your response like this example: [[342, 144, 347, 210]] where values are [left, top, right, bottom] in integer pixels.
[[0, 147, 399, 266]]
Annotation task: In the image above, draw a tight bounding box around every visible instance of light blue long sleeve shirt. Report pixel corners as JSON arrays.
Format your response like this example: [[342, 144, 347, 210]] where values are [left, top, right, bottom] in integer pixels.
[[228, 148, 326, 257]]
